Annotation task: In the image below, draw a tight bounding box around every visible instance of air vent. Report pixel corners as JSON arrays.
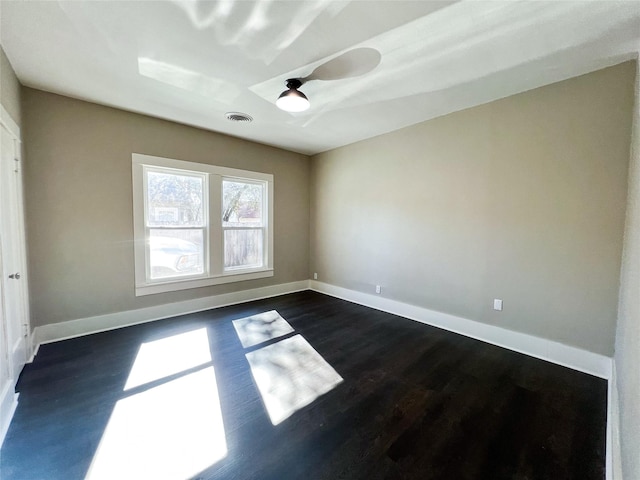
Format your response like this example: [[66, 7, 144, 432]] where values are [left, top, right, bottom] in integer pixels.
[[225, 112, 253, 123]]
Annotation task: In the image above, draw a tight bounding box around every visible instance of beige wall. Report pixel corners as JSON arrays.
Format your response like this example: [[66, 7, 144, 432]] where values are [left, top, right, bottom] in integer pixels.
[[614, 59, 640, 480], [0, 46, 21, 126], [22, 88, 310, 327], [310, 61, 635, 356]]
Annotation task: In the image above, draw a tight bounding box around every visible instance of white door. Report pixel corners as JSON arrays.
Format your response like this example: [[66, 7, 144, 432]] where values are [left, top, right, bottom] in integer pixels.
[[0, 244, 11, 429], [0, 119, 29, 386]]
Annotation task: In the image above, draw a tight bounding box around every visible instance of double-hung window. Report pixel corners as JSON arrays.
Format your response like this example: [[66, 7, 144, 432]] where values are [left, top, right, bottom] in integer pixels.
[[133, 154, 273, 296]]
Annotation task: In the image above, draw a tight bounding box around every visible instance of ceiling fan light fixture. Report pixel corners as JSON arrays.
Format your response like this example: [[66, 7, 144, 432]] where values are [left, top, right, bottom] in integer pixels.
[[276, 78, 310, 112]]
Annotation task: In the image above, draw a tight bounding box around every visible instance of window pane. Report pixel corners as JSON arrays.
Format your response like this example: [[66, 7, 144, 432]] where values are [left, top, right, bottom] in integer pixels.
[[224, 229, 263, 269], [147, 171, 204, 227], [149, 229, 204, 279], [222, 181, 263, 228]]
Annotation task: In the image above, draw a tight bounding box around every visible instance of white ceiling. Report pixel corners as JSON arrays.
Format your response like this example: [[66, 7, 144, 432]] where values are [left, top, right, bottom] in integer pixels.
[[2, 1, 639, 155]]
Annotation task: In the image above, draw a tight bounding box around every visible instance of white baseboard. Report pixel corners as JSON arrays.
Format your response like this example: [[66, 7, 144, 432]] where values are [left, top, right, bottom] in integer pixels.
[[32, 280, 309, 348], [609, 362, 622, 480], [0, 383, 19, 449], [33, 279, 613, 379], [26, 340, 39, 364], [309, 280, 612, 379]]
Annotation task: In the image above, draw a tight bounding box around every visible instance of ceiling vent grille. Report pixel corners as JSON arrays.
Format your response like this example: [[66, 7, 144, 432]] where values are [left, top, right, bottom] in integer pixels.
[[225, 112, 253, 123]]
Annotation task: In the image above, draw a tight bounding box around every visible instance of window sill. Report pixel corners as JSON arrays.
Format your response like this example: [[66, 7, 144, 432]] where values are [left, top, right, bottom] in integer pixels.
[[135, 269, 274, 296]]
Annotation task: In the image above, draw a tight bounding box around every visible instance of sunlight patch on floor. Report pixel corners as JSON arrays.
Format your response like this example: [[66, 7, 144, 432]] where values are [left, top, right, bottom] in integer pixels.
[[87, 329, 226, 480], [232, 310, 294, 348], [124, 328, 212, 390], [245, 334, 343, 426]]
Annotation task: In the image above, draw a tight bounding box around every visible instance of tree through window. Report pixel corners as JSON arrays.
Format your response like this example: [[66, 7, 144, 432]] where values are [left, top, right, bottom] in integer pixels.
[[222, 180, 264, 269]]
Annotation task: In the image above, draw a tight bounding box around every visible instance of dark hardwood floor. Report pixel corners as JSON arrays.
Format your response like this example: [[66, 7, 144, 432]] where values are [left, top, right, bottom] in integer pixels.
[[1, 291, 607, 479]]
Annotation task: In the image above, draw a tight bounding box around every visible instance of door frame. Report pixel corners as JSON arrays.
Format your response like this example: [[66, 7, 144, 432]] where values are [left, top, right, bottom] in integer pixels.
[[0, 103, 30, 447]]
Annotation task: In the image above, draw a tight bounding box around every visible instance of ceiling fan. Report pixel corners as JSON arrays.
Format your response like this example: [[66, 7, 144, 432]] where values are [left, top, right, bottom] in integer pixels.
[[275, 47, 381, 113]]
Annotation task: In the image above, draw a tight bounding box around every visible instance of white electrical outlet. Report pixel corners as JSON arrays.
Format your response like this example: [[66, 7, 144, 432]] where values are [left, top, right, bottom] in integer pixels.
[[313, 272, 318, 280], [375, 285, 381, 294], [493, 299, 503, 311]]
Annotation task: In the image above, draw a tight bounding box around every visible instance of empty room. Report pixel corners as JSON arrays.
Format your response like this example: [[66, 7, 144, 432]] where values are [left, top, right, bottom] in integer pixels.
[[0, 1, 639, 479]]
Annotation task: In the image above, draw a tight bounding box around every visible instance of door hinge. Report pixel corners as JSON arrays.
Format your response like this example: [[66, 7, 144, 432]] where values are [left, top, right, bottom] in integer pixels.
[[22, 324, 29, 337]]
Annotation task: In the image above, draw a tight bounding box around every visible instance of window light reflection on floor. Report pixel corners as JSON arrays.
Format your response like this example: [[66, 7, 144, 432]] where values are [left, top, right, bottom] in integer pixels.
[[245, 334, 343, 425], [86, 328, 227, 480], [232, 310, 295, 348], [124, 328, 212, 390]]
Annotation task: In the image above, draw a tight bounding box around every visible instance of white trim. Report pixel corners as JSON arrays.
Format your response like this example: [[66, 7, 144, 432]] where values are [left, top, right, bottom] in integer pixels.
[[132, 153, 275, 296], [32, 280, 309, 347], [309, 281, 612, 379], [135, 269, 274, 296], [132, 153, 273, 182], [0, 105, 29, 450], [609, 361, 622, 480], [0, 104, 20, 139], [32, 279, 614, 379], [0, 383, 19, 449], [26, 340, 39, 364]]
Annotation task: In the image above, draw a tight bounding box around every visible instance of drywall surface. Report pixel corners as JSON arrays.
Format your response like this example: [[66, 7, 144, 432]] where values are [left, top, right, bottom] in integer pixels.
[[22, 88, 310, 327], [0, 46, 21, 125], [614, 59, 640, 480], [310, 62, 635, 356]]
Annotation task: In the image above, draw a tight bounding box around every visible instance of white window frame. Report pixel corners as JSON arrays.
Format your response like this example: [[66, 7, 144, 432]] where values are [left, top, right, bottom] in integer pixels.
[[133, 153, 274, 296]]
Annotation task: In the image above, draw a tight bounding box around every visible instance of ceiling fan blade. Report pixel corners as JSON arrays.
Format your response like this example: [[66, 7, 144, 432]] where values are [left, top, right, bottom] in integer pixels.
[[303, 47, 381, 82]]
